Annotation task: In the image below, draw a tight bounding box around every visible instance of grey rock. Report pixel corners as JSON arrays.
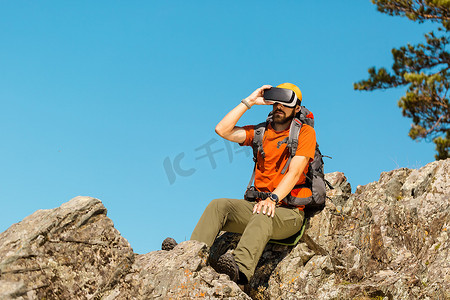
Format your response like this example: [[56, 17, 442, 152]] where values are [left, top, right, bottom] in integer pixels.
[[0, 159, 448, 299], [258, 159, 449, 300], [0, 196, 134, 300], [103, 240, 250, 299], [0, 197, 250, 300], [325, 171, 352, 209]]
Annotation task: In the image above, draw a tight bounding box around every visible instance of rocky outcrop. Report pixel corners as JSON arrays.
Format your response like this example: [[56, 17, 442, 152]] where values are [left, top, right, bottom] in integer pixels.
[[0, 197, 249, 299], [0, 197, 135, 299], [101, 241, 249, 299], [261, 159, 449, 299], [0, 159, 448, 299]]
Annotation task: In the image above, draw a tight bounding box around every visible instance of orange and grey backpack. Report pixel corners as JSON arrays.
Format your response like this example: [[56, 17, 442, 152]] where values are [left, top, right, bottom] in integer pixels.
[[244, 106, 332, 218]]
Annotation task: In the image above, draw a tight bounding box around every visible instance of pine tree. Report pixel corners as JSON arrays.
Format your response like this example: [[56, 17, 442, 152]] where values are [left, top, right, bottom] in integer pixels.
[[354, 0, 450, 160]]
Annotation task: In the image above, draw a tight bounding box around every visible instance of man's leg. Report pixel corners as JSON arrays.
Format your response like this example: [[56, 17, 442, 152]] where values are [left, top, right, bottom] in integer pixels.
[[191, 199, 304, 282], [190, 198, 254, 246], [233, 206, 304, 281]]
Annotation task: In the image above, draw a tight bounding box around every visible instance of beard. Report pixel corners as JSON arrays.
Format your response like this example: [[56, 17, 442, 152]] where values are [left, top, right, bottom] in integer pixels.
[[272, 108, 296, 126]]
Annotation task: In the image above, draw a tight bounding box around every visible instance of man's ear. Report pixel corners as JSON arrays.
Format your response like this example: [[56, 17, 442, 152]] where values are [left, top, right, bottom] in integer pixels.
[[295, 105, 301, 113]]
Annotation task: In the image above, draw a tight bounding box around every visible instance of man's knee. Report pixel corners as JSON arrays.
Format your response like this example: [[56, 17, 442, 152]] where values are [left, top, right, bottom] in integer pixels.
[[206, 198, 231, 211], [248, 212, 273, 234], [250, 211, 273, 223]]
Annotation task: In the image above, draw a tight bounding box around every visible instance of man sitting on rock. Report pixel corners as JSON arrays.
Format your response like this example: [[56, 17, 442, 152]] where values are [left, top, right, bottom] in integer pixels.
[[163, 83, 316, 285]]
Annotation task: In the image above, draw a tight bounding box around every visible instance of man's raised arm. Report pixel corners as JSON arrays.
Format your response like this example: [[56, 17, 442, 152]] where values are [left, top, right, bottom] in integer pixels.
[[215, 85, 272, 143]]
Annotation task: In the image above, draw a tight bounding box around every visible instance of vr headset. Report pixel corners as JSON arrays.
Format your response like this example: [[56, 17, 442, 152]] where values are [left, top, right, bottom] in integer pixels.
[[263, 87, 299, 108]]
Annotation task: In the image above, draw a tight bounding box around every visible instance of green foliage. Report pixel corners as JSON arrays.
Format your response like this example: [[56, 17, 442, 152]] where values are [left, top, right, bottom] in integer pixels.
[[355, 1, 450, 160], [434, 131, 450, 159], [372, 0, 450, 29]]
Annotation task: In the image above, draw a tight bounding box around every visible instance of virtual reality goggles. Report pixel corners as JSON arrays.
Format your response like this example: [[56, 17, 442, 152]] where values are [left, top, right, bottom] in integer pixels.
[[263, 87, 299, 107]]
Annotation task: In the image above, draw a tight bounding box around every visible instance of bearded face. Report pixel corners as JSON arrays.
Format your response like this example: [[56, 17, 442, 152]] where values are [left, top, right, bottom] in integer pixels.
[[272, 104, 297, 126]]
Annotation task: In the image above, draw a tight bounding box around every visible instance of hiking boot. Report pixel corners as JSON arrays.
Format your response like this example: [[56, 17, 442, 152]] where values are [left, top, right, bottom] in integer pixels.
[[215, 253, 239, 282], [161, 237, 178, 251]]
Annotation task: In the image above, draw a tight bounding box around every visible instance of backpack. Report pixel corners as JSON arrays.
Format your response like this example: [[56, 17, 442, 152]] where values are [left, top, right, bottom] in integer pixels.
[[244, 106, 332, 218]]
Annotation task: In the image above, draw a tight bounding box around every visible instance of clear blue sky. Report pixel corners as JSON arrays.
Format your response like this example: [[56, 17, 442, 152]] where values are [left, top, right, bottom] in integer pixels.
[[0, 1, 438, 253]]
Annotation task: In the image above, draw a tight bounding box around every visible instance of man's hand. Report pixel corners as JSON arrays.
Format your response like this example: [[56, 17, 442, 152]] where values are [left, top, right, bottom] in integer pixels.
[[253, 198, 276, 218], [245, 85, 273, 107], [215, 84, 274, 144]]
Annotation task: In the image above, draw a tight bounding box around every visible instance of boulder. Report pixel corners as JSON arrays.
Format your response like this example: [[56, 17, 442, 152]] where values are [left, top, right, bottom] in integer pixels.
[[0, 197, 249, 299], [0, 159, 448, 299], [261, 159, 449, 299], [102, 241, 250, 299], [0, 196, 134, 299]]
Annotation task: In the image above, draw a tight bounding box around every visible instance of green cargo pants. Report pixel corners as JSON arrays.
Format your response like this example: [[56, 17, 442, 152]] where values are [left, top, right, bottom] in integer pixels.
[[191, 198, 304, 281]]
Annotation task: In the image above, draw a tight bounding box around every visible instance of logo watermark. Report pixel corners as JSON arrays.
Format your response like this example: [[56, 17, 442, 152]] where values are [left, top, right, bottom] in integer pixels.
[[163, 138, 251, 185]]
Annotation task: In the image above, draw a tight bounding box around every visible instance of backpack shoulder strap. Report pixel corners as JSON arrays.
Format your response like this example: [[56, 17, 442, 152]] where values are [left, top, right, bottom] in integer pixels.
[[280, 106, 315, 174], [247, 114, 272, 189], [252, 122, 267, 162], [280, 118, 302, 174], [251, 112, 273, 162], [247, 121, 266, 189]]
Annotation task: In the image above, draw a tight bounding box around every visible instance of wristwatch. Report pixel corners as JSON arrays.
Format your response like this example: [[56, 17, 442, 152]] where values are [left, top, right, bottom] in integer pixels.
[[269, 193, 279, 205]]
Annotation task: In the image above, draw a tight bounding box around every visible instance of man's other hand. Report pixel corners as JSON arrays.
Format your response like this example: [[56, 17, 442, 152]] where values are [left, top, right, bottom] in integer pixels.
[[253, 198, 276, 218], [246, 85, 273, 106]]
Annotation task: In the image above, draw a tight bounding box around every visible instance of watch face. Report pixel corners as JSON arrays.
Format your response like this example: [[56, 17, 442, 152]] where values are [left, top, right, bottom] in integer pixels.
[[270, 194, 279, 201]]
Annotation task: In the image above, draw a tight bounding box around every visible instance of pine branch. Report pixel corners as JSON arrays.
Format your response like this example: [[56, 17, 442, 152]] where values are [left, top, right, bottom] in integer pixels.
[[373, 0, 450, 25], [357, 0, 450, 159]]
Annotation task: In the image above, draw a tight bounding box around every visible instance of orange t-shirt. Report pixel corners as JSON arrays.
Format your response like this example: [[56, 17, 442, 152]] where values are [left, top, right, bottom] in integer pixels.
[[241, 123, 316, 206]]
